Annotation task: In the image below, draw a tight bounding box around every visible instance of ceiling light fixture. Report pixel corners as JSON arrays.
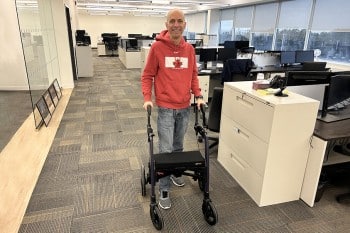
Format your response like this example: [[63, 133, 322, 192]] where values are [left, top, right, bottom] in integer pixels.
[[152, 0, 170, 4]]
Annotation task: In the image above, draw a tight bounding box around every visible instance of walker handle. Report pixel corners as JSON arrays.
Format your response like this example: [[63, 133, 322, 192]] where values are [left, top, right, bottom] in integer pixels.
[[147, 105, 152, 116]]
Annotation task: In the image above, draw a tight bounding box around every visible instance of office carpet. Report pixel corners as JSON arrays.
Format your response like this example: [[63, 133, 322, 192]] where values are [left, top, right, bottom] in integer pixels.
[[0, 91, 32, 152], [19, 50, 350, 233]]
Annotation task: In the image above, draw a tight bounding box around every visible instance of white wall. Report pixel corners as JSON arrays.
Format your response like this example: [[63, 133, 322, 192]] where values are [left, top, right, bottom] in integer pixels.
[[52, 0, 75, 88], [0, 0, 28, 90], [0, 0, 75, 90], [77, 14, 166, 47]]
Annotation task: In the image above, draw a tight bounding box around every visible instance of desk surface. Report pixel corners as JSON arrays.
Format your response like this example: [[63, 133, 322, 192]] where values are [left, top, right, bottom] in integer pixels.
[[314, 118, 350, 141], [198, 69, 222, 75], [251, 65, 302, 73]]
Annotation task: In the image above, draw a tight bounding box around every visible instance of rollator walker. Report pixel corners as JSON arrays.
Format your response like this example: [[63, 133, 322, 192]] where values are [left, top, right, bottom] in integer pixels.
[[140, 104, 218, 230]]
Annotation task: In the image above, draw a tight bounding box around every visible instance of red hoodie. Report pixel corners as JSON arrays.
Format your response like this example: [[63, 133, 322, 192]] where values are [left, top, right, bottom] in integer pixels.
[[141, 30, 201, 109]]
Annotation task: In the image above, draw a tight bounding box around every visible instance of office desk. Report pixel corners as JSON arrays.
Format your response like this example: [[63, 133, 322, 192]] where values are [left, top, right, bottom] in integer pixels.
[[250, 65, 302, 79], [191, 69, 222, 103], [250, 65, 302, 73], [198, 69, 222, 101], [301, 118, 350, 206]]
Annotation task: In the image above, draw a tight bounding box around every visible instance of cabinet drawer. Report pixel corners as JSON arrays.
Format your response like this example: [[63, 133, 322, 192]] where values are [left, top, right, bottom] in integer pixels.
[[222, 87, 274, 142], [220, 115, 268, 176], [218, 142, 263, 204]]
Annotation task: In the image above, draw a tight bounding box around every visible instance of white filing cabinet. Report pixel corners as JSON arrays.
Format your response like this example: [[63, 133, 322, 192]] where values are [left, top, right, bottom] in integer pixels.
[[75, 45, 93, 78], [97, 43, 106, 56], [218, 82, 319, 206]]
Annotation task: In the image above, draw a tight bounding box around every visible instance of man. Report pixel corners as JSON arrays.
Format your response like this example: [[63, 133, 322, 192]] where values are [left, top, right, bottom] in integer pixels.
[[141, 8, 204, 209]]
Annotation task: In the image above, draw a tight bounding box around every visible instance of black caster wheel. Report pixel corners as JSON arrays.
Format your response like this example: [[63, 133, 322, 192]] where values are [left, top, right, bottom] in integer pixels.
[[141, 164, 146, 196], [202, 200, 218, 225], [198, 135, 203, 143], [150, 205, 163, 230]]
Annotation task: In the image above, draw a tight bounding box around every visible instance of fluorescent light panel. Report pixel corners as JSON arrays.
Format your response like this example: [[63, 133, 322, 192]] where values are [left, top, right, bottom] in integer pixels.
[[152, 0, 170, 4]]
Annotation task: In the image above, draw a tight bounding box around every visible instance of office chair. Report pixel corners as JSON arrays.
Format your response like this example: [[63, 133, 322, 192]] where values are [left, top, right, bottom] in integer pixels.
[[104, 36, 119, 56], [206, 87, 223, 149], [334, 143, 350, 203], [336, 190, 350, 203], [221, 59, 255, 84]]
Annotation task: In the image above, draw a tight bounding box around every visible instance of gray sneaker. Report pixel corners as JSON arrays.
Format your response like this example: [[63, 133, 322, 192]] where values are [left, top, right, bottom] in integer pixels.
[[159, 190, 171, 209], [170, 175, 185, 187]]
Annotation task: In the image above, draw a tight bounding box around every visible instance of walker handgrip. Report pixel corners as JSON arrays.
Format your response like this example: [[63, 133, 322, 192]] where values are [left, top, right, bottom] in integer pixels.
[[147, 105, 152, 116]]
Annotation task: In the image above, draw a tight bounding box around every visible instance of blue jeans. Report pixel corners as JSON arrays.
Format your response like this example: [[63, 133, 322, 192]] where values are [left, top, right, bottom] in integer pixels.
[[157, 106, 190, 191]]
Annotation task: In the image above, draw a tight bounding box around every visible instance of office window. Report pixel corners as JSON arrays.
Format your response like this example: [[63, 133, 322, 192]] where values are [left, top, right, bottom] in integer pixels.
[[275, 29, 307, 51], [308, 31, 350, 63], [186, 12, 207, 34], [251, 3, 278, 51], [219, 20, 233, 44], [311, 0, 350, 31], [234, 28, 250, 41], [277, 0, 312, 29], [234, 6, 253, 28], [274, 0, 311, 51], [251, 32, 273, 51], [308, 0, 350, 64], [252, 3, 278, 32], [186, 32, 196, 40]]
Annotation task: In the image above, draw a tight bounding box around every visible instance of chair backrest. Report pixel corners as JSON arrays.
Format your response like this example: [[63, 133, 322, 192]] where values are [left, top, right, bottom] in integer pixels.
[[221, 59, 254, 83], [207, 87, 224, 132]]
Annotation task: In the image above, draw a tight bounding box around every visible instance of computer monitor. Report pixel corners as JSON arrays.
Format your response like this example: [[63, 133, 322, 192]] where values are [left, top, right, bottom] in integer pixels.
[[76, 30, 85, 36], [223, 40, 249, 50], [199, 48, 217, 62], [76, 30, 86, 44], [286, 71, 332, 111], [326, 75, 350, 109], [280, 51, 296, 66], [199, 48, 217, 69], [128, 33, 142, 38], [285, 71, 332, 86], [102, 33, 118, 38], [128, 39, 138, 49], [217, 48, 237, 62], [234, 41, 249, 50], [295, 50, 314, 63]]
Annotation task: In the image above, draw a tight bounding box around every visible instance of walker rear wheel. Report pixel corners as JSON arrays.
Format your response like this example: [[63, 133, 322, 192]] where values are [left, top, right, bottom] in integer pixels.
[[141, 164, 146, 196]]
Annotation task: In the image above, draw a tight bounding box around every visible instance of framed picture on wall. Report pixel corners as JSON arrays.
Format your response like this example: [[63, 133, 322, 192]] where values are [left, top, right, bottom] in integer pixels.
[[43, 89, 55, 115], [53, 79, 62, 99], [48, 83, 59, 107], [36, 96, 52, 127]]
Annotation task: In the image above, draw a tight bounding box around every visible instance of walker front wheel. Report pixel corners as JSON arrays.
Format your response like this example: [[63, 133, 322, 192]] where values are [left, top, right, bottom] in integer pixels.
[[150, 205, 163, 230], [202, 200, 218, 225]]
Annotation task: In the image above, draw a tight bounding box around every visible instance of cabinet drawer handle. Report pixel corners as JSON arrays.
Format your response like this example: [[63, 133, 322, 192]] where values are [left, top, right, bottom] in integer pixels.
[[233, 127, 249, 140], [236, 96, 253, 108], [230, 152, 245, 170]]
